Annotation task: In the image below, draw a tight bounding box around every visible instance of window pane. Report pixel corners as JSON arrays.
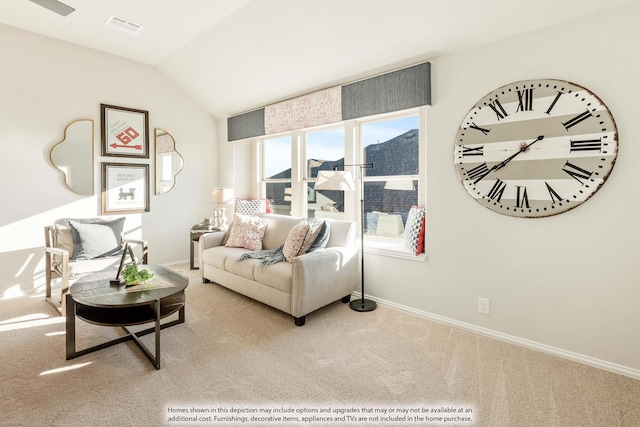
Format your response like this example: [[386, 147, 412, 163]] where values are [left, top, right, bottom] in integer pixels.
[[364, 180, 418, 237], [308, 182, 346, 220], [361, 116, 419, 177], [263, 135, 291, 179], [305, 128, 345, 179], [265, 182, 291, 215]]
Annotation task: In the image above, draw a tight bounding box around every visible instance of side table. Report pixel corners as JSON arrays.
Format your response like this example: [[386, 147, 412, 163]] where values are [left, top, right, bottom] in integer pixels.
[[190, 227, 222, 270]]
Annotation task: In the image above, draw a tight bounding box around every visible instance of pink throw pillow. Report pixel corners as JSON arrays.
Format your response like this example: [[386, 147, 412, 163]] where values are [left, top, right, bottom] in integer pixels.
[[225, 214, 268, 251]]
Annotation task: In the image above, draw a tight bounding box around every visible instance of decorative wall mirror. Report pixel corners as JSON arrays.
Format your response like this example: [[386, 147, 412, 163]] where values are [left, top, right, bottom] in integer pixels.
[[50, 119, 94, 196], [155, 128, 184, 194]]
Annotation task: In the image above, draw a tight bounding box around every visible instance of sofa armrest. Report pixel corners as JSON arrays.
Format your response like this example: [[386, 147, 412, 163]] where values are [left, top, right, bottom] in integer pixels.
[[198, 231, 226, 270], [290, 246, 359, 318], [199, 231, 225, 249]]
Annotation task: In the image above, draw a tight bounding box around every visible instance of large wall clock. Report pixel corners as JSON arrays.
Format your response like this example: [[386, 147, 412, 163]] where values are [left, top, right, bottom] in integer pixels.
[[454, 78, 618, 218]]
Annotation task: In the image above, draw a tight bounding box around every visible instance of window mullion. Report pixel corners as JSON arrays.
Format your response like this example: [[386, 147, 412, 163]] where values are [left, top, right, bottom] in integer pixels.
[[291, 131, 305, 217], [344, 120, 358, 224], [418, 106, 427, 208]]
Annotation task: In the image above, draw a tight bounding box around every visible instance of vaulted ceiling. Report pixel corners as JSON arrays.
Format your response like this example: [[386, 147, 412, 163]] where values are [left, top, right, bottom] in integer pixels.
[[1, 0, 636, 118]]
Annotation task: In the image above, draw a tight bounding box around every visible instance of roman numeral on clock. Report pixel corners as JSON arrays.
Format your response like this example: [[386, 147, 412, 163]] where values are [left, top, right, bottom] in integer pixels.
[[487, 179, 506, 202], [562, 161, 593, 184], [545, 91, 562, 115], [545, 182, 562, 203], [462, 146, 484, 156], [570, 138, 602, 152], [514, 186, 529, 208], [467, 162, 490, 183], [469, 122, 491, 135], [488, 99, 509, 120], [516, 89, 534, 112], [562, 110, 593, 130]]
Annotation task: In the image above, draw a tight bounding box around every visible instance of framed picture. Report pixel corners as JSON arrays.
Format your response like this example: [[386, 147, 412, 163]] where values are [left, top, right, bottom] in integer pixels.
[[101, 104, 149, 158], [101, 163, 150, 214]]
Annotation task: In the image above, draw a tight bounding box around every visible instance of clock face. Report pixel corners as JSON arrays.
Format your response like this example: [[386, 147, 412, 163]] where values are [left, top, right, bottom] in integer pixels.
[[454, 79, 618, 218]]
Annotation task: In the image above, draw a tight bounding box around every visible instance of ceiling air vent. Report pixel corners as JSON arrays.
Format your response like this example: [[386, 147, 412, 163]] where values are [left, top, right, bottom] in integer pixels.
[[104, 15, 144, 35]]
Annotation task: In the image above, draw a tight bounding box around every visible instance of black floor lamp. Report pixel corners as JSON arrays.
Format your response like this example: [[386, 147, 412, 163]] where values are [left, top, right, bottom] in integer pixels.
[[315, 163, 376, 312]]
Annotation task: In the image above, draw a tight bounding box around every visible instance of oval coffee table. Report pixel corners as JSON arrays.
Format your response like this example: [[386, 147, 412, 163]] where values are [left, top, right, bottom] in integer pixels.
[[65, 265, 188, 369]]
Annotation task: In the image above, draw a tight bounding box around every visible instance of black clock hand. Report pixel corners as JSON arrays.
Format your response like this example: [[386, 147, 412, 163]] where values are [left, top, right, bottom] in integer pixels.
[[474, 135, 544, 184], [493, 135, 544, 171]]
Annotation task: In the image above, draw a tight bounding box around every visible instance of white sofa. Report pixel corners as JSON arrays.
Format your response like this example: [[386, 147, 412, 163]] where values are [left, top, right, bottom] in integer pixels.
[[198, 214, 358, 326]]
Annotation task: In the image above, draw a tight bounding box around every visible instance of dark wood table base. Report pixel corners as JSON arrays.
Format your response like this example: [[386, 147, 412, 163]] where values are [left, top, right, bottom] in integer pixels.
[[66, 293, 185, 370], [64, 267, 188, 370]]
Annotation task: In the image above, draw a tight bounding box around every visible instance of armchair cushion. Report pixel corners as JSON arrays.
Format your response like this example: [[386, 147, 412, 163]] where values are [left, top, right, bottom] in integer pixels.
[[68, 217, 125, 260]]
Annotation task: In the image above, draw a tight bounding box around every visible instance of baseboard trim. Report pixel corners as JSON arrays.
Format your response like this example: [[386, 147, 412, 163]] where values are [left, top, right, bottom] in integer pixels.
[[353, 292, 640, 380]]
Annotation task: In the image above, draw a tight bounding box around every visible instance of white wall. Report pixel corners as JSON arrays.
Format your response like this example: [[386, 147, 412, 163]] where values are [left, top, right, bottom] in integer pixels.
[[217, 3, 640, 375], [0, 24, 218, 296], [373, 3, 640, 374]]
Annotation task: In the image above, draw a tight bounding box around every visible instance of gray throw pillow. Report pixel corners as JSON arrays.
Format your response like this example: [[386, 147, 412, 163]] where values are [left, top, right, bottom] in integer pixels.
[[68, 218, 125, 260], [306, 220, 330, 252]]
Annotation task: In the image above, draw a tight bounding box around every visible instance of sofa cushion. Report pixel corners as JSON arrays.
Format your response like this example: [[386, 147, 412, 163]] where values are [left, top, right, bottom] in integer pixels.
[[225, 257, 260, 281], [261, 214, 306, 250], [202, 246, 246, 270], [221, 222, 234, 245], [253, 261, 293, 293], [282, 219, 327, 262], [300, 219, 326, 254], [68, 217, 125, 260], [225, 214, 268, 251], [306, 220, 330, 252], [283, 220, 311, 262]]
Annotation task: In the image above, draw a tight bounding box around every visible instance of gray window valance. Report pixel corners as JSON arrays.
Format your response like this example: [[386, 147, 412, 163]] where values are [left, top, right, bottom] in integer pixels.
[[228, 61, 431, 142]]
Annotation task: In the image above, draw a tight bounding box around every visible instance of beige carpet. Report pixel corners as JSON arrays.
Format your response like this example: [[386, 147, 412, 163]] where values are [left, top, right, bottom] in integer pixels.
[[1, 263, 639, 427]]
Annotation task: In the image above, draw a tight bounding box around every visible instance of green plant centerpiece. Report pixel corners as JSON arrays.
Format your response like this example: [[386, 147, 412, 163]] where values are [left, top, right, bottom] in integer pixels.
[[121, 263, 154, 286]]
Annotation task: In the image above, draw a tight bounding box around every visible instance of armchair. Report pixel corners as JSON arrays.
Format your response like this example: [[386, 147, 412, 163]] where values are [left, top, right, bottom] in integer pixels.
[[44, 217, 148, 315]]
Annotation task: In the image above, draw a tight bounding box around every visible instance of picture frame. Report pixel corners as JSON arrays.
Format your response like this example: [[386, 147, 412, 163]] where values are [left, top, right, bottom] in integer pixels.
[[101, 162, 150, 214], [101, 104, 149, 158]]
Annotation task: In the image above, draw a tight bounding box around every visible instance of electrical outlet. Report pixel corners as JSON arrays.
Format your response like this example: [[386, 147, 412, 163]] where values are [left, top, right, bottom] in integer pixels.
[[478, 298, 490, 315]]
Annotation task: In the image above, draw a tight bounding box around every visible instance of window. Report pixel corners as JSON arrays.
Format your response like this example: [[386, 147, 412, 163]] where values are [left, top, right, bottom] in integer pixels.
[[257, 108, 425, 257], [304, 127, 345, 219], [360, 115, 419, 239], [262, 135, 292, 215]]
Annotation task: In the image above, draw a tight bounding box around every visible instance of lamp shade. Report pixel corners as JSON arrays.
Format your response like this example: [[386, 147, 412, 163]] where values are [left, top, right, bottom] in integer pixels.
[[315, 171, 356, 191], [211, 188, 234, 204]]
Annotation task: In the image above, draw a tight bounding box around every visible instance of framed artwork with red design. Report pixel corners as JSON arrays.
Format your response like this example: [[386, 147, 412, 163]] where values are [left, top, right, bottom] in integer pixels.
[[101, 104, 149, 158]]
